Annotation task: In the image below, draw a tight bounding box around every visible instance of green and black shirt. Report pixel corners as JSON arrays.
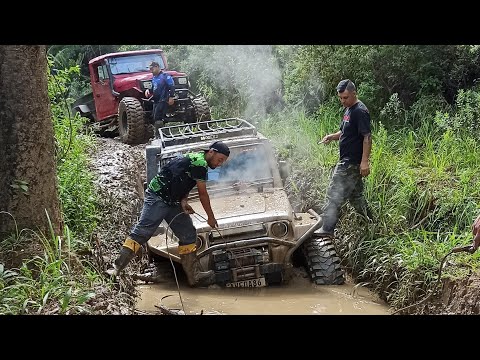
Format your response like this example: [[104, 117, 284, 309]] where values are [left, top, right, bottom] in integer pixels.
[[148, 152, 208, 205]]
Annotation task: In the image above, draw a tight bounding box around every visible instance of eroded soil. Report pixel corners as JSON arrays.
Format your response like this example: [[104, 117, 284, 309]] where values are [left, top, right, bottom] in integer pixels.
[[89, 137, 480, 315]]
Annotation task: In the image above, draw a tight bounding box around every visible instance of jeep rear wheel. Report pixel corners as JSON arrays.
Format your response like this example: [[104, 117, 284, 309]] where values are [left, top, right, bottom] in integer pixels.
[[118, 97, 145, 145], [302, 237, 345, 285], [192, 96, 211, 130]]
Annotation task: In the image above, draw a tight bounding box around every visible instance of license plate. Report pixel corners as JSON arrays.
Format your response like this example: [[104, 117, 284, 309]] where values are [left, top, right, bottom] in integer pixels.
[[226, 277, 266, 288]]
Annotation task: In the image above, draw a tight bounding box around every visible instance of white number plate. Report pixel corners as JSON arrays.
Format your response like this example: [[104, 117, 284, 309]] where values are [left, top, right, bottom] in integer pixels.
[[226, 277, 266, 288]]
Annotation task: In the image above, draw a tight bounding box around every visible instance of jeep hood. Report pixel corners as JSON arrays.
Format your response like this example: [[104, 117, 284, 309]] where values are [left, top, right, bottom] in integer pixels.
[[189, 189, 292, 228]]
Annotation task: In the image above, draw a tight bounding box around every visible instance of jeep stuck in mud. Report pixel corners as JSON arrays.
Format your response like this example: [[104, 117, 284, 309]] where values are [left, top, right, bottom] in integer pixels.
[[145, 118, 345, 287], [72, 49, 211, 145]]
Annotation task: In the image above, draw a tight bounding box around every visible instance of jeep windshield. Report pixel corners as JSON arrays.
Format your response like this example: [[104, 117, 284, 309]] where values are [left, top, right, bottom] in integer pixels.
[[205, 143, 274, 193], [108, 54, 165, 75]]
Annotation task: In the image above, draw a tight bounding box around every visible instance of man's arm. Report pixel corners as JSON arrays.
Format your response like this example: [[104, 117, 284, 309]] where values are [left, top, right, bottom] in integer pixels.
[[196, 180, 217, 228], [180, 194, 194, 214], [320, 130, 342, 144], [360, 133, 372, 177]]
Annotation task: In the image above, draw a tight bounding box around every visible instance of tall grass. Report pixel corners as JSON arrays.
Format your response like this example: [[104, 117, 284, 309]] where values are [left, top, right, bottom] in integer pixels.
[[259, 96, 480, 310], [0, 212, 98, 314], [0, 62, 105, 314], [54, 112, 98, 243]]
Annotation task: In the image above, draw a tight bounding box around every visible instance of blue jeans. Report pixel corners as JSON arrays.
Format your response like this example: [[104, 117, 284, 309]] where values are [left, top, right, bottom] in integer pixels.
[[320, 161, 371, 233], [130, 189, 196, 246], [152, 101, 168, 122]]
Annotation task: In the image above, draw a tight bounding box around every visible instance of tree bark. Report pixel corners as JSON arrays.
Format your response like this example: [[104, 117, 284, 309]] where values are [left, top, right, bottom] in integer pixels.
[[0, 45, 62, 237]]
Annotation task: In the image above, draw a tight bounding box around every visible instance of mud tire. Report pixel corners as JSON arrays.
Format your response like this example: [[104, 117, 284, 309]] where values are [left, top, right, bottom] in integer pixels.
[[118, 97, 145, 145], [302, 237, 345, 285], [192, 96, 211, 130]]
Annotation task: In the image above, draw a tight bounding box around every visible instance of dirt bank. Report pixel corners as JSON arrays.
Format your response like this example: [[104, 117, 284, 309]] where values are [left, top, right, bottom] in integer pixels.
[[86, 137, 148, 314]]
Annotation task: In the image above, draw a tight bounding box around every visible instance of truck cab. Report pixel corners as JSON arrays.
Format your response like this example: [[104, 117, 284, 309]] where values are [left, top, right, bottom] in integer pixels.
[[72, 49, 211, 145]]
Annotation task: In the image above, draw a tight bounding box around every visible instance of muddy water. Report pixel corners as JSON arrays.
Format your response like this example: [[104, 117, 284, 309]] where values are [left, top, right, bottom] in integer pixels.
[[135, 269, 391, 315]]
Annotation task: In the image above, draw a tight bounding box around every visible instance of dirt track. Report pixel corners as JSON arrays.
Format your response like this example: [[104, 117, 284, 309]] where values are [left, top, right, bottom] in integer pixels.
[[88, 137, 480, 315]]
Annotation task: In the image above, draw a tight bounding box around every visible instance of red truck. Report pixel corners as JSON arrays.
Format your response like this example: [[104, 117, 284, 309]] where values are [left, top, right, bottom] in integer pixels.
[[72, 49, 211, 144]]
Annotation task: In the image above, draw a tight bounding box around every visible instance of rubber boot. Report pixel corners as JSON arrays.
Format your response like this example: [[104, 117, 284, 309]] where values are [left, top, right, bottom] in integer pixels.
[[179, 244, 215, 287], [106, 237, 141, 277]]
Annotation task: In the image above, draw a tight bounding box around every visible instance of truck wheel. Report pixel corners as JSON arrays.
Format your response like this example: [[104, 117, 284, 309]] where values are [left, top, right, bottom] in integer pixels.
[[302, 237, 345, 285], [118, 97, 145, 145], [192, 96, 211, 130]]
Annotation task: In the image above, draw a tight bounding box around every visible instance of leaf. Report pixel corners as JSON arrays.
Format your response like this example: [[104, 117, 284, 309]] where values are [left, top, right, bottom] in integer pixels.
[[43, 292, 50, 306], [77, 292, 96, 305]]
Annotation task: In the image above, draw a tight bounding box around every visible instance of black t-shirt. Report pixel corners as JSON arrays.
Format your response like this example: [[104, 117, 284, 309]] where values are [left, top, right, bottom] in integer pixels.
[[338, 101, 371, 165], [148, 152, 208, 205]]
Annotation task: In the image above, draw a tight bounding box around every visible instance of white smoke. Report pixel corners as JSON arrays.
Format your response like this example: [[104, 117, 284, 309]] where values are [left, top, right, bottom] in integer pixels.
[[185, 45, 283, 119]]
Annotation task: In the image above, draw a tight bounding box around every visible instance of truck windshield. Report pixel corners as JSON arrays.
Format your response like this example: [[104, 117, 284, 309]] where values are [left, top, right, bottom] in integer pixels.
[[207, 144, 273, 185], [108, 54, 165, 75]]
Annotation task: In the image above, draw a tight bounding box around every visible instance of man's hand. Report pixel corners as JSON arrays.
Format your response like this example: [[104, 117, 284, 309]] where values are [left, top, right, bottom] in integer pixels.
[[207, 216, 218, 229], [181, 199, 194, 214], [168, 97, 174, 106], [360, 160, 370, 177], [472, 214, 480, 251], [145, 89, 151, 98], [318, 134, 332, 145]]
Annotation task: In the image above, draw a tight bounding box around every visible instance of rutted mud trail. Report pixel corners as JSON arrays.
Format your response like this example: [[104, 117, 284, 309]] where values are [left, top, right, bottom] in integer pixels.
[[136, 268, 390, 315], [90, 137, 480, 315], [89, 137, 391, 314], [87, 137, 147, 314]]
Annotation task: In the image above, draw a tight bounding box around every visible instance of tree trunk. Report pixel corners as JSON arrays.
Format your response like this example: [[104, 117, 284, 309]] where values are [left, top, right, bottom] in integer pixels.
[[0, 45, 62, 237]]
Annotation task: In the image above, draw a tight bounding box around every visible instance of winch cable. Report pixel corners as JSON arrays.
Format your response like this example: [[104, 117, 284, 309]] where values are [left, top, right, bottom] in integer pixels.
[[154, 209, 248, 314], [159, 209, 238, 314], [391, 244, 475, 315], [162, 212, 187, 314], [193, 212, 247, 277]]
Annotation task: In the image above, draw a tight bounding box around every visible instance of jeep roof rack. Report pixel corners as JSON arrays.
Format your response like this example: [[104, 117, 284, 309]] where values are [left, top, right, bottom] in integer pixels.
[[158, 118, 257, 148]]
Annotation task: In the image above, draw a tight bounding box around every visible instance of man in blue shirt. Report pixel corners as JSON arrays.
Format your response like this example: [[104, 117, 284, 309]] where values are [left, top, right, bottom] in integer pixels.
[[145, 61, 175, 126]]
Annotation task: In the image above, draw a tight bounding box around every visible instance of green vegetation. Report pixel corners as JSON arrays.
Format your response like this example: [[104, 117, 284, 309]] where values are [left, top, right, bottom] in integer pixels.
[[0, 214, 98, 314], [259, 93, 480, 309], [2, 45, 480, 313], [0, 57, 105, 314]]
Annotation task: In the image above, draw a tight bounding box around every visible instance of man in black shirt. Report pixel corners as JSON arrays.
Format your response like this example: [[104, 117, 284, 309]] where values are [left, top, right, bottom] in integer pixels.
[[316, 79, 373, 237], [107, 141, 230, 287]]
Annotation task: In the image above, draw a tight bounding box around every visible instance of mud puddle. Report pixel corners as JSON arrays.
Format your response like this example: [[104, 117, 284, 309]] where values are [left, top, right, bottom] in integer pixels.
[[135, 268, 390, 315]]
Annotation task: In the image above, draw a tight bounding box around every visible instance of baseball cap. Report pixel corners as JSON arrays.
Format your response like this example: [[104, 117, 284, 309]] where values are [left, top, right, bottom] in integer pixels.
[[201, 141, 230, 156]]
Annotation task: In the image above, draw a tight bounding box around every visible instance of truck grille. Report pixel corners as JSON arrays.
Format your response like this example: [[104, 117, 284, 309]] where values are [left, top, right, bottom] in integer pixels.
[[209, 223, 267, 244]]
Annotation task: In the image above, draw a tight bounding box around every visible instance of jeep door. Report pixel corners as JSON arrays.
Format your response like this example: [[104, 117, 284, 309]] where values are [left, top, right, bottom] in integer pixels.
[[90, 60, 117, 120]]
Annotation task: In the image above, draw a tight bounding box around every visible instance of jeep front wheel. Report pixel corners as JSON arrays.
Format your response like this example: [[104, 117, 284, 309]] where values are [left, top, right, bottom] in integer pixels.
[[118, 97, 145, 145], [302, 237, 345, 285]]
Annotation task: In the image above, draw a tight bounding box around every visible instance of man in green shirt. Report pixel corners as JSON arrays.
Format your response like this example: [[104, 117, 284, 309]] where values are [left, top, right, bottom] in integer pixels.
[[108, 141, 230, 287]]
